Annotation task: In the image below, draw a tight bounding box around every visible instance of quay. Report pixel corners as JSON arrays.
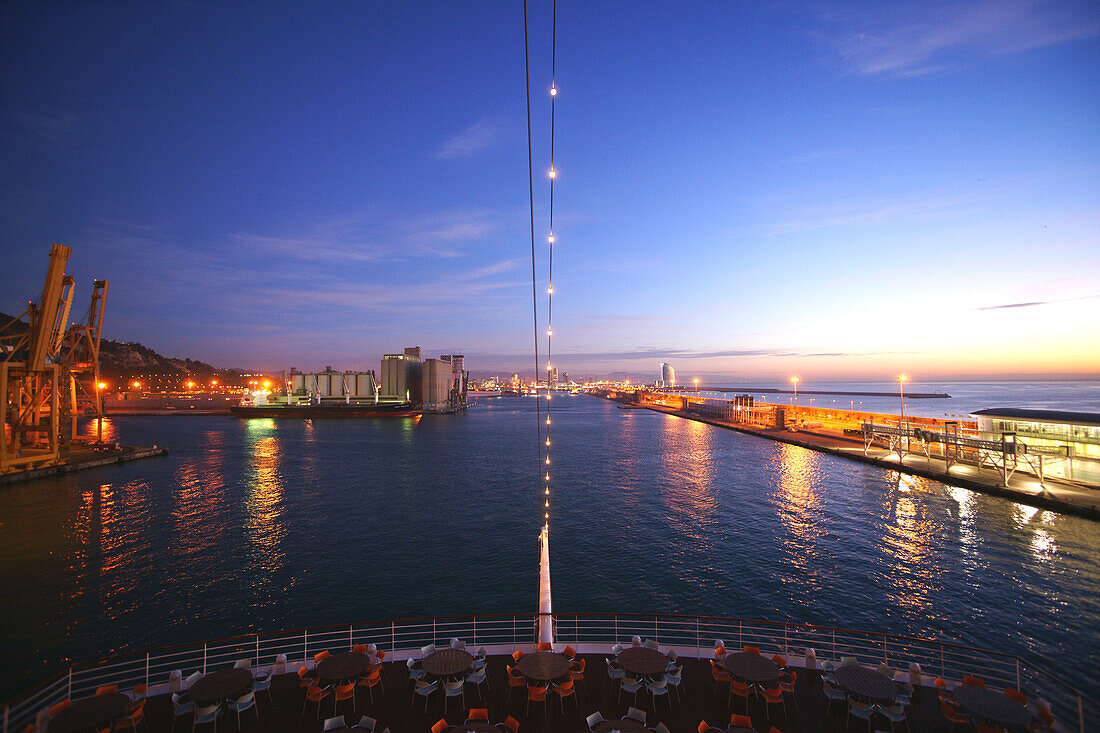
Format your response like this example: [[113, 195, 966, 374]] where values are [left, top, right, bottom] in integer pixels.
[[0, 444, 168, 486], [594, 391, 1100, 520], [668, 386, 951, 399]]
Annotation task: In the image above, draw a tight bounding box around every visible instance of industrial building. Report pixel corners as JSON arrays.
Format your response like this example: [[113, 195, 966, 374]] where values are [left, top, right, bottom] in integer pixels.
[[380, 351, 422, 403], [288, 367, 378, 404]]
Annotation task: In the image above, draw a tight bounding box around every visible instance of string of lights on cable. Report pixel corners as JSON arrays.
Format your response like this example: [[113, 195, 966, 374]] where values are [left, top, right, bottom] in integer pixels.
[[544, 0, 558, 532]]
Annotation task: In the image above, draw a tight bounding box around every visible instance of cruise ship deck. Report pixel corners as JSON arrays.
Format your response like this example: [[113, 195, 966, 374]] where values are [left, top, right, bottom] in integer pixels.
[[66, 653, 951, 732], [7, 613, 1089, 733]]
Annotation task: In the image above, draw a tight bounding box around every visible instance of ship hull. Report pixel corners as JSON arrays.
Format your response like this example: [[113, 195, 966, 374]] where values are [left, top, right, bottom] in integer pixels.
[[230, 404, 420, 419]]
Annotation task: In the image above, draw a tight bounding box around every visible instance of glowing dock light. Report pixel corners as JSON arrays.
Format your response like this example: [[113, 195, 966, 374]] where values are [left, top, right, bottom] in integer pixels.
[[132, 381, 141, 389], [96, 382, 106, 390]]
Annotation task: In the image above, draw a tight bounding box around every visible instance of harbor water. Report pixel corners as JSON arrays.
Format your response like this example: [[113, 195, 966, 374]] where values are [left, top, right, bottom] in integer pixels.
[[1, 385, 1099, 701]]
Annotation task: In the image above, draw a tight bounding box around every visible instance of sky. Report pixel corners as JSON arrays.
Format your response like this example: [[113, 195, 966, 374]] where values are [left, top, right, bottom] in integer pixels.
[[1, 1, 1098, 382]]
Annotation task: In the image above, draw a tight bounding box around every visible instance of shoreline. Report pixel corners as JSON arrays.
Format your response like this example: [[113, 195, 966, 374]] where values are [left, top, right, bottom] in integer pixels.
[[608, 398, 1100, 521]]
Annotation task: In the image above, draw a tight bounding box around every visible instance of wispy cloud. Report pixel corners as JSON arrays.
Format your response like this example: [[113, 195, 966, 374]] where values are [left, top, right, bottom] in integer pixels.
[[976, 293, 1100, 310], [760, 188, 988, 236], [229, 209, 499, 264], [12, 111, 77, 144], [435, 119, 503, 159], [576, 314, 671, 323], [476, 346, 914, 362], [821, 1, 1100, 77], [468, 258, 521, 279]]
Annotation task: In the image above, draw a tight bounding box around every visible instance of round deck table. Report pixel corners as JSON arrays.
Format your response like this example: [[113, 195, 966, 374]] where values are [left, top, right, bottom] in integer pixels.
[[953, 685, 1032, 727], [592, 720, 649, 733], [722, 652, 781, 684], [516, 651, 572, 682], [188, 667, 254, 705], [616, 647, 668, 677], [316, 651, 369, 683], [724, 728, 755, 733], [48, 693, 129, 733], [833, 665, 897, 703], [450, 724, 498, 732], [422, 648, 474, 678]]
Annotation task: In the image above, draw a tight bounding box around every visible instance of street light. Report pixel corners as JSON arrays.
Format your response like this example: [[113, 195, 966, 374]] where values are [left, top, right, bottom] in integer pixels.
[[898, 375, 908, 452], [790, 376, 799, 406], [693, 378, 699, 393]]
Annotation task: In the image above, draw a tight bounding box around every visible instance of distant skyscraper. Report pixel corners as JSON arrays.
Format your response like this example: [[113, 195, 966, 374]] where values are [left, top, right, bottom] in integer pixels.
[[549, 367, 559, 387], [661, 363, 675, 388]]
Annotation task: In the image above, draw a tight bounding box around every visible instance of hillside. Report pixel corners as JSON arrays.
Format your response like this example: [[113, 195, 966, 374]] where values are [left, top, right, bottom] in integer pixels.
[[0, 309, 249, 382]]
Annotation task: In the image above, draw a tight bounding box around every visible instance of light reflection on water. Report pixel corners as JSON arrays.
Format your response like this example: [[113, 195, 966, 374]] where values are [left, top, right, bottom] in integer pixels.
[[1, 396, 1098, 701]]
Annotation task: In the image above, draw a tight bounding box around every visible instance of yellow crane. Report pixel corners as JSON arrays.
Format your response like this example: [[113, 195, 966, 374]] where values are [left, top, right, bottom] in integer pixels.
[[0, 245, 108, 472]]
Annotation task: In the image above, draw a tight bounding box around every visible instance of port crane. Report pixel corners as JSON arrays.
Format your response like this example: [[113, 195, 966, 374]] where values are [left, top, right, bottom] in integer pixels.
[[0, 244, 108, 473]]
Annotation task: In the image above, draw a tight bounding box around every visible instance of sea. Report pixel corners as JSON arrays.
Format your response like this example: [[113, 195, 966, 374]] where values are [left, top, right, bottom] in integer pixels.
[[1, 379, 1098, 702]]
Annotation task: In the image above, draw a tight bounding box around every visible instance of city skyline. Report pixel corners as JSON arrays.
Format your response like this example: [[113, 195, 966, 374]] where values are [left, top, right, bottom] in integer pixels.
[[2, 1, 1098, 380]]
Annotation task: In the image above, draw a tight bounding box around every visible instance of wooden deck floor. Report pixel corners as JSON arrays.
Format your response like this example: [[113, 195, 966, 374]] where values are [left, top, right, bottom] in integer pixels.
[[123, 653, 963, 733]]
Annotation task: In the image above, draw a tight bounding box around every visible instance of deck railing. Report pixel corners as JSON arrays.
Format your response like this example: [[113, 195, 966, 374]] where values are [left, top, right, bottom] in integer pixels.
[[3, 612, 1094, 732]]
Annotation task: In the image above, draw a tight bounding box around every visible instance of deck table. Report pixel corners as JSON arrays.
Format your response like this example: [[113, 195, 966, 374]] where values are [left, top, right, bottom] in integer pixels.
[[316, 651, 369, 683], [47, 693, 129, 733], [188, 668, 254, 705], [615, 647, 668, 677], [516, 650, 571, 682], [422, 648, 474, 678], [953, 685, 1033, 727]]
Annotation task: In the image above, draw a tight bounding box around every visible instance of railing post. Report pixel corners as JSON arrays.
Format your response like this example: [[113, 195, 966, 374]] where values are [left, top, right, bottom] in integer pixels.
[[68, 666, 72, 700], [696, 619, 700, 656], [473, 616, 477, 646], [884, 633, 888, 664], [433, 619, 437, 647], [831, 629, 836, 662], [303, 630, 308, 666], [3, 702, 8, 733], [784, 625, 788, 655], [145, 652, 150, 686], [349, 624, 353, 651], [203, 643, 207, 673], [255, 635, 259, 667], [1015, 657, 1020, 691], [615, 616, 618, 644], [391, 622, 395, 657]]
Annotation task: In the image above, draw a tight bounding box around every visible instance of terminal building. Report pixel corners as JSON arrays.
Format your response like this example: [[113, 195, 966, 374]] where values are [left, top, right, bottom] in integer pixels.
[[972, 408, 1100, 484]]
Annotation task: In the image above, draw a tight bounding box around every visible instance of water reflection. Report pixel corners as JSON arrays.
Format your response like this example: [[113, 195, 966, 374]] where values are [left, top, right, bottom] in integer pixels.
[[659, 416, 718, 545], [171, 431, 229, 558], [881, 473, 941, 617], [77, 417, 118, 444], [245, 434, 286, 577], [772, 444, 824, 600]]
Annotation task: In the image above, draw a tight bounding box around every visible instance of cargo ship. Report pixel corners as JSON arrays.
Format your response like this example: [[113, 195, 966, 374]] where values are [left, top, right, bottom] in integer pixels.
[[229, 401, 419, 418], [229, 387, 419, 419]]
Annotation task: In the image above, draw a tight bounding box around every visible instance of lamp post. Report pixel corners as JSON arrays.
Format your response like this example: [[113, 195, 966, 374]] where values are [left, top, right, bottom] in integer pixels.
[[693, 378, 699, 393], [790, 376, 799, 406], [898, 375, 908, 452]]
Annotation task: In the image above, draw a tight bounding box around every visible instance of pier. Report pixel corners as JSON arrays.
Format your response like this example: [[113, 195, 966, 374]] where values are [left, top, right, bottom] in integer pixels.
[[595, 391, 1100, 520], [0, 444, 168, 486]]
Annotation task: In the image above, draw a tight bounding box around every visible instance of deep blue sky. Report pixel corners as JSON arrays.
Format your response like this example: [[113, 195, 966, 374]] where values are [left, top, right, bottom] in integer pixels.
[[2, 1, 1098, 380]]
